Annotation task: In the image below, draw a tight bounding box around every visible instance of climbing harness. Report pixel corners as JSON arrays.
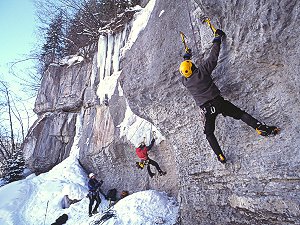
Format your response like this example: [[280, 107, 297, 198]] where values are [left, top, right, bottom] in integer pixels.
[[210, 106, 216, 114], [136, 161, 145, 169], [136, 159, 149, 170]]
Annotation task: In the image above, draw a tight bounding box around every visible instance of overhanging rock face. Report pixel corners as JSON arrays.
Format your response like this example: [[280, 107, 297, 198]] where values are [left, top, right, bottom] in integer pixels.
[[23, 0, 300, 224], [121, 0, 300, 224], [23, 112, 77, 174]]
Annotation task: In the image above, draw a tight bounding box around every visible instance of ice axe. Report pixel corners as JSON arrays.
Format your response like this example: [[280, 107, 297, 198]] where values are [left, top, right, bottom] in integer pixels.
[[179, 31, 191, 54], [200, 16, 217, 34]]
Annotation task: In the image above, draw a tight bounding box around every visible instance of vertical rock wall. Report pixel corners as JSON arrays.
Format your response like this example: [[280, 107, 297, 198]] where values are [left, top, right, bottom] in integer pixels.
[[23, 2, 179, 200], [23, 60, 94, 173], [121, 0, 300, 224], [23, 0, 300, 224]]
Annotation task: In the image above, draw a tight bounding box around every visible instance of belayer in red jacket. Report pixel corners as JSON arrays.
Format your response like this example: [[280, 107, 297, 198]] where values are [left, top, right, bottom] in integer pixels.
[[136, 138, 166, 178]]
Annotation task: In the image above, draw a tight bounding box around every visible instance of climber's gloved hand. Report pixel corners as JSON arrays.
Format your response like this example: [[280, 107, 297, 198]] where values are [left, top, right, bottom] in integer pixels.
[[214, 29, 226, 37], [212, 29, 226, 44], [183, 48, 192, 60]]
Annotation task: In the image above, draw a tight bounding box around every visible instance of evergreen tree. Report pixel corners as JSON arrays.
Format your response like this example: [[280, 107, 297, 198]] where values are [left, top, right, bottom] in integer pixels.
[[40, 11, 65, 72], [64, 0, 140, 55], [3, 149, 25, 183], [38, 0, 141, 69]]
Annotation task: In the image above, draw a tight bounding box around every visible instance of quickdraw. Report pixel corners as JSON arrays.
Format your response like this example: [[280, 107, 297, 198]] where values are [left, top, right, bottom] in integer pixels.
[[152, 131, 157, 139]]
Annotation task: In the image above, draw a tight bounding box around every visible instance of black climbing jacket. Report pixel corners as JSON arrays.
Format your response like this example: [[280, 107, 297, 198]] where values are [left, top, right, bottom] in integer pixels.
[[181, 42, 221, 106], [88, 178, 103, 193]]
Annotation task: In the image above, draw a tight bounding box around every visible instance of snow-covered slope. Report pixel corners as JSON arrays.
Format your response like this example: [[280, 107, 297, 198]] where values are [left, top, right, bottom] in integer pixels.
[[0, 110, 178, 225], [0, 161, 178, 225]]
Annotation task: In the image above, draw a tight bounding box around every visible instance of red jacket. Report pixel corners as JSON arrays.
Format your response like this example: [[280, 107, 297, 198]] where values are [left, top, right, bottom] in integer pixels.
[[136, 146, 148, 160], [136, 139, 155, 160]]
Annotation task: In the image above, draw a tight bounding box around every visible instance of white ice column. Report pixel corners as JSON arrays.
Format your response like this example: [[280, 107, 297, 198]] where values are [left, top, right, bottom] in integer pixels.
[[105, 34, 114, 78], [112, 32, 122, 73], [96, 28, 128, 104], [97, 35, 108, 79]]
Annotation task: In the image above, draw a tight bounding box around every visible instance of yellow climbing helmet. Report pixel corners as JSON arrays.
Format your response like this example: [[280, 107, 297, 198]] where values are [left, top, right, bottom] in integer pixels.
[[179, 60, 193, 78]]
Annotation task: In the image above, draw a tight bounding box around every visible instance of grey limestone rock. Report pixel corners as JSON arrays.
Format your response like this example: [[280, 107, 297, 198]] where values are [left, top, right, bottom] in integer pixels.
[[23, 0, 300, 224], [121, 0, 300, 224]]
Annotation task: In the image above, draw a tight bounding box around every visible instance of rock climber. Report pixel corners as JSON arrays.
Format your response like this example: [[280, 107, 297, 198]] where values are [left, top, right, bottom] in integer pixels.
[[136, 138, 166, 177], [179, 29, 279, 164], [87, 173, 103, 217]]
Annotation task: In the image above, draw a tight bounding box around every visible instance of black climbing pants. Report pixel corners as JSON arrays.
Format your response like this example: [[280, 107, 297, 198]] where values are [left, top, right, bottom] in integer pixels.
[[201, 95, 260, 157], [88, 192, 101, 214], [146, 158, 163, 176]]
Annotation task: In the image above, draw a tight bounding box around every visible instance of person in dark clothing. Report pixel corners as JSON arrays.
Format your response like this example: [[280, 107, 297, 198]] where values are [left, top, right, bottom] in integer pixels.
[[136, 138, 166, 177], [179, 29, 279, 164], [87, 173, 103, 217]]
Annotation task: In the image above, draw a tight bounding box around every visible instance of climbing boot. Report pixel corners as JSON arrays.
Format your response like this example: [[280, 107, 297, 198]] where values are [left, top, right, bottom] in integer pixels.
[[256, 124, 280, 137], [89, 213, 93, 217], [217, 154, 226, 164], [159, 171, 167, 176], [92, 209, 98, 215], [149, 172, 155, 178]]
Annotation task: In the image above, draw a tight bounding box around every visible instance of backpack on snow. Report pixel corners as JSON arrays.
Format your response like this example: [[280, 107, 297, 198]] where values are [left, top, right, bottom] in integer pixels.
[[51, 213, 68, 225], [106, 188, 118, 201]]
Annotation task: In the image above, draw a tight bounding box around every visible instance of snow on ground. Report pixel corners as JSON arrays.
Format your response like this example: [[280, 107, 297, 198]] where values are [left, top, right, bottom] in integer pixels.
[[59, 55, 84, 67], [91, 190, 179, 225], [0, 179, 32, 225], [0, 158, 178, 225], [159, 10, 165, 17], [0, 106, 178, 225]]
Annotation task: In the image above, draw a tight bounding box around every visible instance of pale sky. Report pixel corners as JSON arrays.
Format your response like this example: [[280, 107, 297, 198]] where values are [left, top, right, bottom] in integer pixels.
[[0, 0, 38, 136], [0, 0, 36, 77]]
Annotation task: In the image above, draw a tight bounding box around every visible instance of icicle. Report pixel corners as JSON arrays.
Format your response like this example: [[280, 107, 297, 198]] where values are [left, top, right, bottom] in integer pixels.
[[90, 54, 98, 87], [69, 109, 84, 159], [112, 32, 122, 73], [96, 27, 128, 104], [97, 35, 107, 79], [105, 34, 114, 77], [117, 100, 165, 147]]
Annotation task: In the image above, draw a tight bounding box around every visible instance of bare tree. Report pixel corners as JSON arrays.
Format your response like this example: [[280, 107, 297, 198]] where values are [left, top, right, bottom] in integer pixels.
[[0, 81, 16, 153], [0, 81, 31, 159], [0, 80, 30, 181], [9, 57, 42, 94], [35, 0, 140, 58]]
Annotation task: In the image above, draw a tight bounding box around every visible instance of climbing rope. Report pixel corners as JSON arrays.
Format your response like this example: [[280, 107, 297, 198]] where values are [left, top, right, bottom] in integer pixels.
[[184, 0, 200, 53]]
